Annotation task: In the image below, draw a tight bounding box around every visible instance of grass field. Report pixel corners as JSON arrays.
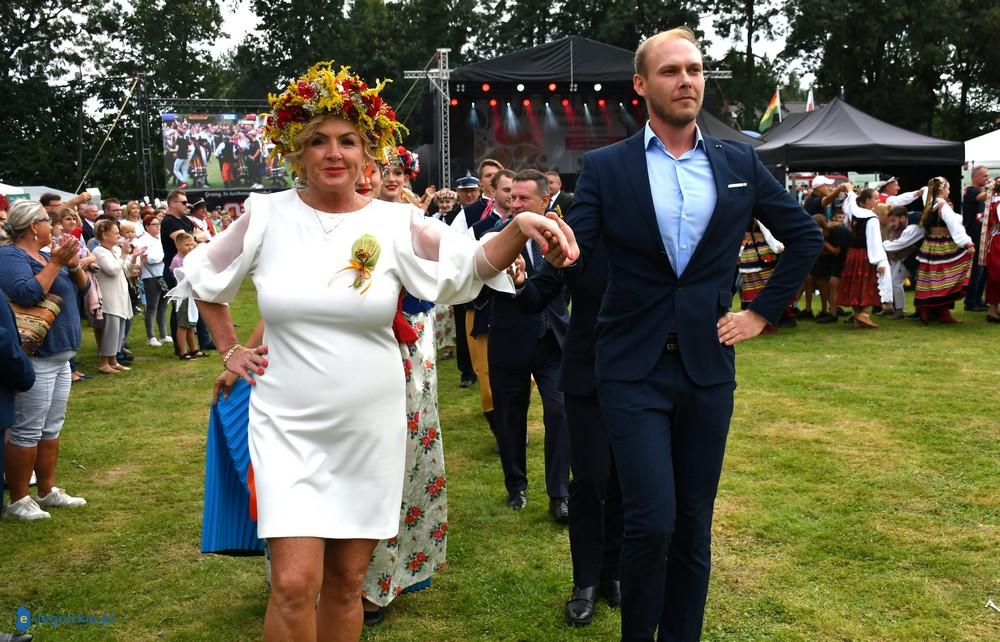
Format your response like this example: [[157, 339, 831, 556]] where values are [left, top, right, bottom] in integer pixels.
[[1, 285, 998, 641]]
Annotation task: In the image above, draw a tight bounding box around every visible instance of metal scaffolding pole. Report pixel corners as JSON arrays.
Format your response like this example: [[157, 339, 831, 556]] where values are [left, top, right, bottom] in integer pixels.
[[404, 48, 451, 188]]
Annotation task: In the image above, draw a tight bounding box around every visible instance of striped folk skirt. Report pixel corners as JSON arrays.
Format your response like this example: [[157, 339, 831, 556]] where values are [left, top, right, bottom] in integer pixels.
[[914, 234, 972, 309], [836, 248, 881, 308], [739, 242, 776, 304]]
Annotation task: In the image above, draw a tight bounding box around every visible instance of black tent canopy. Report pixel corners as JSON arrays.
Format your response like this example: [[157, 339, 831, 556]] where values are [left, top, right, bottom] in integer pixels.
[[758, 111, 809, 141], [697, 111, 762, 148], [449, 36, 636, 83], [756, 97, 964, 168]]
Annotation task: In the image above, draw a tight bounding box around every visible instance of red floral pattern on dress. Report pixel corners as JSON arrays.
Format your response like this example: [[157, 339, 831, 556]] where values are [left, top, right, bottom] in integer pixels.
[[363, 310, 447, 607]]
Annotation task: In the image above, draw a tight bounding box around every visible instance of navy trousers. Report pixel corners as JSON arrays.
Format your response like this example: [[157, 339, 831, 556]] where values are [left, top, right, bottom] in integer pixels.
[[565, 392, 623, 587], [490, 330, 570, 499], [599, 351, 734, 642]]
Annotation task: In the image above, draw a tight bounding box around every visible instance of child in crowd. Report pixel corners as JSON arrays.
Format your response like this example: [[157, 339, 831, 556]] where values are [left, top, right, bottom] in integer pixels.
[[838, 186, 889, 329], [170, 232, 203, 359]]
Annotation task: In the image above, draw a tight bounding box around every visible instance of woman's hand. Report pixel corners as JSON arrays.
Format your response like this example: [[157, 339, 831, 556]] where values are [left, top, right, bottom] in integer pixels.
[[212, 370, 240, 404], [51, 235, 80, 266], [877, 265, 887, 276], [513, 212, 578, 267], [224, 344, 269, 385]]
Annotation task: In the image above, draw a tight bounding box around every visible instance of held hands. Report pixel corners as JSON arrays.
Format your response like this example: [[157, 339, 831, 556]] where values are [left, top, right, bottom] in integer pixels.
[[513, 211, 578, 266], [507, 254, 527, 286], [717, 309, 768, 346], [224, 344, 270, 386]]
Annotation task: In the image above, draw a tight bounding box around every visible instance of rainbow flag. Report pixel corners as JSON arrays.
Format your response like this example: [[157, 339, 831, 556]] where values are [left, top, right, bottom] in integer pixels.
[[758, 89, 781, 132]]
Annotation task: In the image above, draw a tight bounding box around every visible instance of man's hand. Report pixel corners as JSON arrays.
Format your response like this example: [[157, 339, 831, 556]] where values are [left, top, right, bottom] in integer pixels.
[[507, 255, 527, 286], [717, 310, 768, 346]]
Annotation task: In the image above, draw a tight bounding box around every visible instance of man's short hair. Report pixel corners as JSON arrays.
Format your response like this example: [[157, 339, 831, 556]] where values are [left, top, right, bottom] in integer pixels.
[[39, 192, 62, 207], [635, 27, 701, 77], [478, 159, 503, 178], [513, 169, 549, 199], [102, 197, 120, 211], [491, 169, 516, 190], [167, 189, 186, 204]]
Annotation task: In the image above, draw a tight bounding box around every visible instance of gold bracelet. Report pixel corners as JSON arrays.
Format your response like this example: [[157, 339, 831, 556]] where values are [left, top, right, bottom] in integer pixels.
[[222, 344, 243, 366]]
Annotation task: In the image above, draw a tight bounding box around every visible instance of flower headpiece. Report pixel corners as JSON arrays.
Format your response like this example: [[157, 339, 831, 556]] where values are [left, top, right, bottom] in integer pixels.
[[390, 146, 420, 181], [263, 61, 408, 166]]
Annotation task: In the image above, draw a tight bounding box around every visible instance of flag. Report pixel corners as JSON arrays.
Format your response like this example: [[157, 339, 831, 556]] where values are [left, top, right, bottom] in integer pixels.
[[806, 88, 815, 112], [758, 89, 781, 132]]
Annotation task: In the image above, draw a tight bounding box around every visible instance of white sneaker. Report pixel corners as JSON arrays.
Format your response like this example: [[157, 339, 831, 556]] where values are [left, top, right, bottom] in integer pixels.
[[147, 337, 162, 347], [4, 495, 51, 520], [35, 487, 87, 508], [161, 336, 173, 344]]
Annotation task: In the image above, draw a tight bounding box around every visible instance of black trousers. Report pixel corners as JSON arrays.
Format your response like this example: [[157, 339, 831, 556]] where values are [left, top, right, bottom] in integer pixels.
[[453, 304, 474, 378], [599, 351, 734, 642], [564, 391, 623, 588], [489, 330, 570, 498]]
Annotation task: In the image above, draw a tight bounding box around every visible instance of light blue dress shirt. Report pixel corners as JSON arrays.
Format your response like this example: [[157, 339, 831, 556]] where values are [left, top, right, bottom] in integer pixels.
[[644, 122, 718, 276]]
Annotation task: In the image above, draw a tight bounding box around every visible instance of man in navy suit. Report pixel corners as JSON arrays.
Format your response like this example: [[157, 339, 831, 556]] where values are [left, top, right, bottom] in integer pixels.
[[488, 169, 571, 521], [508, 238, 623, 626], [546, 28, 822, 641]]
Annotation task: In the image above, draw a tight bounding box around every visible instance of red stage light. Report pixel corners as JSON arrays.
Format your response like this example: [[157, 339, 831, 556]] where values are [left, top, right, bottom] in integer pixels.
[[598, 98, 606, 108], [632, 98, 640, 106], [482, 83, 491, 92], [548, 83, 557, 92], [522, 98, 531, 107], [561, 98, 570, 107], [489, 98, 497, 107], [450, 98, 458, 106]]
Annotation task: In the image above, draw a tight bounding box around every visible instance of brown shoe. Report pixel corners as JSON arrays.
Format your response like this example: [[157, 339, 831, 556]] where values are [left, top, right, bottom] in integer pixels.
[[853, 312, 879, 329]]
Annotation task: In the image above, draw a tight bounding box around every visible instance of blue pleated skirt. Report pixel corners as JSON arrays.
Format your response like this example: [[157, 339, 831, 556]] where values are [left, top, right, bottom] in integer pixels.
[[201, 378, 265, 556]]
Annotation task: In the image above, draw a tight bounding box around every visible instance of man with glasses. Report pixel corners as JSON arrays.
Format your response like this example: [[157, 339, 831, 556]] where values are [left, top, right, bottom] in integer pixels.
[[160, 191, 195, 356], [102, 198, 123, 221]]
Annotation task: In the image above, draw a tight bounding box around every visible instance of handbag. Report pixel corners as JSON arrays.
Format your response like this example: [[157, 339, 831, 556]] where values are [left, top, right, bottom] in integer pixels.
[[156, 277, 169, 293], [9, 293, 64, 356]]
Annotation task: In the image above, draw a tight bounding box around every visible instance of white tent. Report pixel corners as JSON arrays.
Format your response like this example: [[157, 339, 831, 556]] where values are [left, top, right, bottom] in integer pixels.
[[0, 182, 30, 199], [965, 128, 1000, 164]]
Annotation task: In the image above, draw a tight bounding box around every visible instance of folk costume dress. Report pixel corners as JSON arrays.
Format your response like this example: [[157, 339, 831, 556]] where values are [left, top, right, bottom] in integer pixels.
[[837, 193, 891, 307], [738, 219, 783, 307], [981, 192, 1000, 306], [363, 293, 448, 605], [914, 199, 973, 312], [172, 189, 512, 540]]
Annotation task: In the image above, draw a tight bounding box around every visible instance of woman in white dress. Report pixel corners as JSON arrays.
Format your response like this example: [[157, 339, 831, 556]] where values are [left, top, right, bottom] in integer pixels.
[[172, 62, 577, 642]]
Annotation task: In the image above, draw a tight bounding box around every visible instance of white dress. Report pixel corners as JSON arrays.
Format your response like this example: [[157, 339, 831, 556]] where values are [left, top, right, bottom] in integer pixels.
[[173, 189, 512, 539]]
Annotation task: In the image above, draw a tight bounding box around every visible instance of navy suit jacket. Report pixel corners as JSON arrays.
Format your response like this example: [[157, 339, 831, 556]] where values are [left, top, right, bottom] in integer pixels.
[[0, 296, 36, 428], [511, 239, 608, 396], [487, 243, 570, 370], [565, 129, 822, 386]]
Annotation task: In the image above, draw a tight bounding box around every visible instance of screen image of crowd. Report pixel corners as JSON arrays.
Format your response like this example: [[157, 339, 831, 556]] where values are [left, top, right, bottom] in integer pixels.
[[161, 113, 292, 190]]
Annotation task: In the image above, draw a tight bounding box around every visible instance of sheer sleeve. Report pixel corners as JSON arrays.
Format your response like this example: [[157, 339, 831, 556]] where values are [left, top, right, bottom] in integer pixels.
[[168, 194, 269, 304], [397, 206, 514, 303]]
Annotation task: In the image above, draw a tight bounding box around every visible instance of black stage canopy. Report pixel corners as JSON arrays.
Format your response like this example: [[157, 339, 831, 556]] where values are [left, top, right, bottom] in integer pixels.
[[756, 97, 964, 168], [450, 36, 636, 84]]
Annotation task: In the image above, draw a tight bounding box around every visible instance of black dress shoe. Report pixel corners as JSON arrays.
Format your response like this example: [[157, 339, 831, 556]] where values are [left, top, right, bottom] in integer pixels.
[[549, 497, 569, 523], [362, 606, 385, 626], [598, 579, 621, 607], [987, 314, 1000, 323], [507, 490, 526, 510], [564, 585, 596, 626], [0, 633, 34, 642], [460, 373, 477, 388]]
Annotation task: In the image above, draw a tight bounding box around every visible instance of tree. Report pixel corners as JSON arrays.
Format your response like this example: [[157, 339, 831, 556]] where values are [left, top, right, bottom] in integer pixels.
[[701, 0, 781, 91]]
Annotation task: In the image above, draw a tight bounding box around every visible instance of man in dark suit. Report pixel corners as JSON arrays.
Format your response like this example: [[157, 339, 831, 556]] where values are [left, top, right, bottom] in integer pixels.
[[488, 169, 571, 522], [546, 28, 822, 641], [508, 238, 622, 626], [545, 171, 574, 217]]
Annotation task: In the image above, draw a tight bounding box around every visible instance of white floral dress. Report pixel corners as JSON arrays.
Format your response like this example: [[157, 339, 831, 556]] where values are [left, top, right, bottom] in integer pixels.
[[363, 308, 447, 605]]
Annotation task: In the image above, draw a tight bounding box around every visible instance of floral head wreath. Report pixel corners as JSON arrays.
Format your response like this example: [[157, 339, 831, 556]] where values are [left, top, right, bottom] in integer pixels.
[[389, 146, 420, 181], [263, 61, 408, 166]]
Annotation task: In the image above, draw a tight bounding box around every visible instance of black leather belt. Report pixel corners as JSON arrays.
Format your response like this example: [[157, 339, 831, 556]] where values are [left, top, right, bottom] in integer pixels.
[[664, 334, 679, 352]]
